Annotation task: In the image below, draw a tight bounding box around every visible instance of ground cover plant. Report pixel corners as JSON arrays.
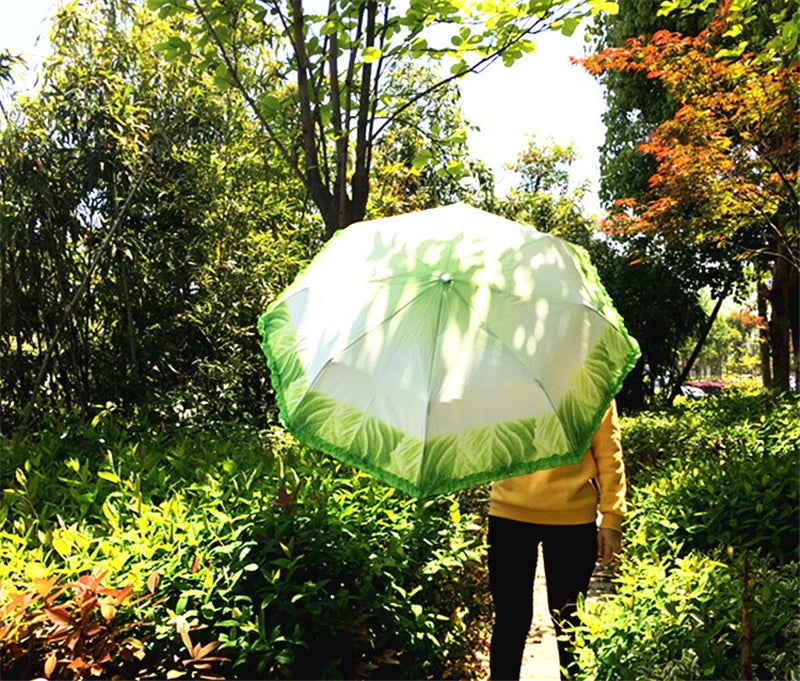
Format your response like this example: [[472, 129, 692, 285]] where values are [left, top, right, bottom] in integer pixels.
[[572, 391, 800, 680], [1, 409, 491, 679]]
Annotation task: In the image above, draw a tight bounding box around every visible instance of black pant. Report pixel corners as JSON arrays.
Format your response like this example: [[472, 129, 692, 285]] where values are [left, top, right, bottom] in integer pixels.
[[487, 516, 597, 680]]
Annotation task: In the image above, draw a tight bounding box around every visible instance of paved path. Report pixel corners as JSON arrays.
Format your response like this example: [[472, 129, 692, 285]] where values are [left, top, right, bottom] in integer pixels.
[[518, 547, 561, 680], [518, 546, 616, 681]]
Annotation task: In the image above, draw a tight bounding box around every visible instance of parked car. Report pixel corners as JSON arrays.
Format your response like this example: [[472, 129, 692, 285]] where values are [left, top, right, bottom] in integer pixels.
[[681, 384, 706, 399]]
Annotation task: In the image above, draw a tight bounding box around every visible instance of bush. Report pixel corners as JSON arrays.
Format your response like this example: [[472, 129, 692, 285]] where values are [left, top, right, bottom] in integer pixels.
[[621, 393, 799, 563], [573, 552, 799, 681], [1, 571, 159, 680], [571, 392, 800, 680], [1, 410, 490, 679]]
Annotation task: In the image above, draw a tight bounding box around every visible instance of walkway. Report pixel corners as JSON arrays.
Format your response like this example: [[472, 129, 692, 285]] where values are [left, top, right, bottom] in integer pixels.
[[506, 547, 617, 680]]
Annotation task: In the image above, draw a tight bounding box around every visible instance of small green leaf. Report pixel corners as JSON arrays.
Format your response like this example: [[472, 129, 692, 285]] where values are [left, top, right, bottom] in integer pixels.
[[410, 37, 428, 58], [715, 40, 748, 59], [446, 160, 466, 176], [213, 64, 230, 91], [560, 17, 581, 36], [412, 149, 431, 170], [590, 0, 619, 14], [52, 535, 71, 557], [362, 46, 383, 63], [261, 95, 282, 114], [449, 59, 468, 76], [98, 471, 121, 484]]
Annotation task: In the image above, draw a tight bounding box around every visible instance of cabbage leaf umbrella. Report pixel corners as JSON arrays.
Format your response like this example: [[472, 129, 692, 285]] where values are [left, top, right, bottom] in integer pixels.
[[258, 203, 640, 497]]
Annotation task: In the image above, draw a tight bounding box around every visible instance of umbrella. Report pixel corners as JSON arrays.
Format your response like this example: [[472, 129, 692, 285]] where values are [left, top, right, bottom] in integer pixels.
[[258, 203, 640, 497]]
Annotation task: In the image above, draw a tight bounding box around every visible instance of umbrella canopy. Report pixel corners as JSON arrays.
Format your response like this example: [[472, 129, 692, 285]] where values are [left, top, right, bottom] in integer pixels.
[[258, 203, 640, 497]]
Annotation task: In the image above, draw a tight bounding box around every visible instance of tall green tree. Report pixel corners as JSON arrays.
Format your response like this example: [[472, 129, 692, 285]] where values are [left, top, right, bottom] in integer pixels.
[[0, 1, 312, 428], [148, 0, 622, 239]]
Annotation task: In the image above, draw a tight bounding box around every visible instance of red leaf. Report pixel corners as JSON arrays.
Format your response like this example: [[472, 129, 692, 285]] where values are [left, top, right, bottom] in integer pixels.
[[195, 641, 220, 659], [67, 657, 86, 670], [45, 607, 73, 627], [66, 630, 81, 652]]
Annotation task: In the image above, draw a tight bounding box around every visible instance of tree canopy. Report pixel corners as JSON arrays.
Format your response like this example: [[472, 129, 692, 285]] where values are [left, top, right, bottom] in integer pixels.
[[148, 0, 621, 238], [581, 0, 799, 392]]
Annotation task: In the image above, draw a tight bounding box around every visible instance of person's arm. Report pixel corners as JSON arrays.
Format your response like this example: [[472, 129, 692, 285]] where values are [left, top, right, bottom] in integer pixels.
[[592, 401, 626, 563]]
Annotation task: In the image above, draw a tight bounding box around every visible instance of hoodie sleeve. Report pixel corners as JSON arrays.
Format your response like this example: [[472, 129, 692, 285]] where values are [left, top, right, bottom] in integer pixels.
[[592, 400, 627, 532]]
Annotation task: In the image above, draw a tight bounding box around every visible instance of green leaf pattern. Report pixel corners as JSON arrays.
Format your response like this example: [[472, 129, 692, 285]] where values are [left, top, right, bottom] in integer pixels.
[[258, 211, 641, 497], [260, 302, 639, 497]]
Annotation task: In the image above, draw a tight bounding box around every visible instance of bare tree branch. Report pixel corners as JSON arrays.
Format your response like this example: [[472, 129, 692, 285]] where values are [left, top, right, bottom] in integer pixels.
[[191, 0, 306, 188]]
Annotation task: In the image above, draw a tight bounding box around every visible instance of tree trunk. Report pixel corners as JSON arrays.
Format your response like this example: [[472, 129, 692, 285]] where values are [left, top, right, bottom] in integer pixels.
[[668, 281, 732, 404], [618, 359, 645, 411], [757, 281, 772, 390], [789, 264, 799, 392], [769, 245, 792, 393]]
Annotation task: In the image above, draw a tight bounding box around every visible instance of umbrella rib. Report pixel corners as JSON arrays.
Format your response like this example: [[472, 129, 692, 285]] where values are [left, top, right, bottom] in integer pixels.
[[296, 282, 434, 391], [420, 243, 458, 458], [449, 286, 577, 451]]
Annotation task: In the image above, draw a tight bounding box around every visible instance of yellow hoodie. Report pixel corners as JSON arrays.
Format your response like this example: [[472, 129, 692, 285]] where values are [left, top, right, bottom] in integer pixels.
[[489, 401, 626, 532]]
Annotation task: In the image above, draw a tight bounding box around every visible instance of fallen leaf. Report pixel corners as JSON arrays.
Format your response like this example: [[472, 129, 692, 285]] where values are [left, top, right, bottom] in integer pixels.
[[44, 652, 57, 678]]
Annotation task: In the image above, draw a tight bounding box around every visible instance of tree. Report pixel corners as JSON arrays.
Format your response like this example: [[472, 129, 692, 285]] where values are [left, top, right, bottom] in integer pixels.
[[688, 305, 763, 379], [0, 1, 313, 428], [148, 0, 622, 239], [366, 64, 481, 217], [581, 0, 799, 392], [488, 135, 596, 245], [582, 1, 749, 404], [586, 0, 712, 206]]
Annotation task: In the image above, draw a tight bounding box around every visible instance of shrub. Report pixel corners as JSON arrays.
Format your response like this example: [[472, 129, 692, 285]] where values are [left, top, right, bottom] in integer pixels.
[[572, 551, 799, 681], [571, 391, 800, 681], [1, 570, 165, 680], [621, 393, 799, 563], [1, 410, 490, 679]]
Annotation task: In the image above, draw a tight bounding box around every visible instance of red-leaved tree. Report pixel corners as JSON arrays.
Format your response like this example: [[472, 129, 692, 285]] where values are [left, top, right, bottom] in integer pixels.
[[579, 1, 799, 392]]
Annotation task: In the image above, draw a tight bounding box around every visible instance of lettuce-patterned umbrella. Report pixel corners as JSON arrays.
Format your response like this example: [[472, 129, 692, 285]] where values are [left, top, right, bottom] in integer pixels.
[[258, 203, 640, 497]]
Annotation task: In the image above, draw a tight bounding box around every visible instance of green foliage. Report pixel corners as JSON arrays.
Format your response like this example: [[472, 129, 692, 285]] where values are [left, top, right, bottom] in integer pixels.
[[367, 65, 481, 218], [657, 0, 800, 66], [1, 412, 490, 679], [574, 551, 799, 681], [683, 305, 762, 379], [587, 0, 712, 205], [146, 0, 622, 235], [0, 50, 23, 86], [571, 392, 800, 680], [0, 0, 315, 429], [626, 404, 799, 562]]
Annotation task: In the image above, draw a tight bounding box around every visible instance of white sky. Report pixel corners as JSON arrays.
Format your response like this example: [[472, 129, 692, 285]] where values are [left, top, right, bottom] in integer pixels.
[[0, 0, 606, 214]]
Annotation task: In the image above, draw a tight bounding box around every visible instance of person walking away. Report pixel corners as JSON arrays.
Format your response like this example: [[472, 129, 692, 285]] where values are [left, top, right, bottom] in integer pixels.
[[487, 401, 626, 680]]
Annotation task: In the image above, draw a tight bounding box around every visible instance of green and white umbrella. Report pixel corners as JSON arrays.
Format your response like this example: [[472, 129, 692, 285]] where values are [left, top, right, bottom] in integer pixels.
[[258, 203, 640, 497]]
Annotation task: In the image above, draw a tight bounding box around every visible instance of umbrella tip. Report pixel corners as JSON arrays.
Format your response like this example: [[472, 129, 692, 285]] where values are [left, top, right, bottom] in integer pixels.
[[438, 272, 453, 284]]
